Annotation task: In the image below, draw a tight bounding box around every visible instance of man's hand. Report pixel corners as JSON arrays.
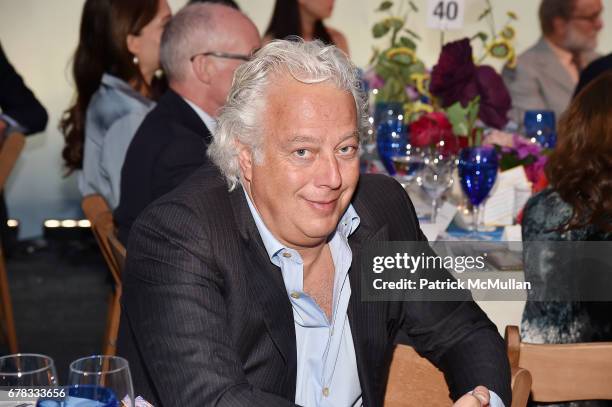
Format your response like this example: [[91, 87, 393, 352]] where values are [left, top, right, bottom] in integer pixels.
[[452, 386, 490, 406]]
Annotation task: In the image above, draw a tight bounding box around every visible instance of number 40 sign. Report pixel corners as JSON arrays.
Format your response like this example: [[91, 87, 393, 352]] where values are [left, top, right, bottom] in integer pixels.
[[427, 0, 465, 30]]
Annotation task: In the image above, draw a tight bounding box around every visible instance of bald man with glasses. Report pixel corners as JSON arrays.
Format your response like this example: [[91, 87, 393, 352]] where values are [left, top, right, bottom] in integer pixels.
[[115, 2, 261, 245]]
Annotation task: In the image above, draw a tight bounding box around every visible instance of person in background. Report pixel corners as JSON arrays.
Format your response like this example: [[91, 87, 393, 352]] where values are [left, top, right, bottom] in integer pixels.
[[114, 3, 260, 244], [0, 42, 48, 255], [188, 0, 240, 9], [264, 0, 349, 55], [60, 0, 171, 209], [573, 52, 612, 96], [502, 0, 602, 123], [521, 71, 612, 407]]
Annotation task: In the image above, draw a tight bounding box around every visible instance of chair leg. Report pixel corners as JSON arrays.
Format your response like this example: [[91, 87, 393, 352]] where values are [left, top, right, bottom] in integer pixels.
[[0, 247, 18, 353], [103, 286, 121, 356]]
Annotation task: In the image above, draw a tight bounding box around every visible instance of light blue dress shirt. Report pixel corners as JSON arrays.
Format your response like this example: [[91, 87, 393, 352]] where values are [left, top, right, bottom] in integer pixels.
[[79, 73, 155, 208], [244, 189, 505, 407]]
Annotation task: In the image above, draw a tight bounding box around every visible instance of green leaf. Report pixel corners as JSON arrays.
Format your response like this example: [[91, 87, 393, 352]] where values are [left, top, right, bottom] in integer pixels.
[[385, 17, 404, 31], [445, 102, 471, 136], [399, 36, 417, 50], [478, 7, 491, 21], [403, 28, 421, 40], [372, 22, 390, 38], [376, 1, 393, 11], [390, 52, 413, 65], [368, 47, 381, 66], [471, 31, 488, 43], [408, 1, 418, 12]]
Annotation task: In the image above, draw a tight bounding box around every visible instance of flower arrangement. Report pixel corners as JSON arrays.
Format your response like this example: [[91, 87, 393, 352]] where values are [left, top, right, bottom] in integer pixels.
[[484, 130, 550, 192], [365, 0, 518, 140]]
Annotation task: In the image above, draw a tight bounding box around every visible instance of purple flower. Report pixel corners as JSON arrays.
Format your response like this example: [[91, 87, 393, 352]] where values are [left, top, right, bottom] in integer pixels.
[[429, 38, 512, 129], [429, 39, 477, 107], [475, 66, 511, 129], [405, 85, 420, 101], [513, 134, 541, 159], [364, 69, 385, 90]]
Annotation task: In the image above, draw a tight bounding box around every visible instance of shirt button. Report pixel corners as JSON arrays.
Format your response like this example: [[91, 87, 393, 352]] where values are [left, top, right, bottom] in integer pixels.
[[290, 292, 300, 299], [282, 252, 292, 258], [322, 387, 330, 397]]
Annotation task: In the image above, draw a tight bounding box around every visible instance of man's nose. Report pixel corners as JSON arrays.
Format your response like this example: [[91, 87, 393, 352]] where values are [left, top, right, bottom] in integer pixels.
[[315, 153, 342, 189]]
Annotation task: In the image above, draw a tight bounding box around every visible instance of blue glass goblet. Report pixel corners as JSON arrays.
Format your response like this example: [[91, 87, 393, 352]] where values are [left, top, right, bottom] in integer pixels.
[[458, 146, 499, 232], [375, 102, 407, 175]]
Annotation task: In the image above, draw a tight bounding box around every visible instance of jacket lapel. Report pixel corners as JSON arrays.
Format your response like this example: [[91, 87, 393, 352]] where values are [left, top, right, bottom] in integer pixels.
[[228, 187, 297, 398], [348, 206, 389, 406]]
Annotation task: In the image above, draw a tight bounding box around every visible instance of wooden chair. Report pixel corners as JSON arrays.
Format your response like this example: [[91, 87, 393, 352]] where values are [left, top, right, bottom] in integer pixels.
[[0, 132, 25, 354], [385, 343, 532, 407], [505, 325, 612, 404], [81, 194, 126, 356]]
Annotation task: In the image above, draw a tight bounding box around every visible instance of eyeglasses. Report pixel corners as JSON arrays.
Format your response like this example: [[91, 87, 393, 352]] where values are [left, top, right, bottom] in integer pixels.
[[570, 10, 602, 23], [190, 51, 251, 62]]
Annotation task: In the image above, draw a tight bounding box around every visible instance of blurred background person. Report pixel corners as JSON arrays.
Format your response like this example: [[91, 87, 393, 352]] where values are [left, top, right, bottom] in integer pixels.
[[114, 2, 260, 244], [188, 0, 239, 8], [573, 52, 612, 96], [0, 41, 48, 256], [264, 0, 349, 55], [60, 0, 171, 209], [503, 0, 603, 123], [521, 71, 612, 406]]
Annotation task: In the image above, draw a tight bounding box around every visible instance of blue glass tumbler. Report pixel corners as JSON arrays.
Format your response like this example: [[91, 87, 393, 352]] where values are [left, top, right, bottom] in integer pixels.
[[524, 110, 556, 148]]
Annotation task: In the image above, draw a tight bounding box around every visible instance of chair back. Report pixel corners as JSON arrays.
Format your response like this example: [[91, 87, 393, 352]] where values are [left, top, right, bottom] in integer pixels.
[[386, 342, 532, 407], [385, 344, 453, 406], [505, 325, 612, 402], [0, 132, 26, 190], [81, 195, 122, 285]]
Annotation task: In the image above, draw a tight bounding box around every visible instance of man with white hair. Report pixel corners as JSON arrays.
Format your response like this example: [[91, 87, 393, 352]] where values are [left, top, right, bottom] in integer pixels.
[[118, 40, 511, 407], [114, 2, 260, 244], [502, 0, 602, 122]]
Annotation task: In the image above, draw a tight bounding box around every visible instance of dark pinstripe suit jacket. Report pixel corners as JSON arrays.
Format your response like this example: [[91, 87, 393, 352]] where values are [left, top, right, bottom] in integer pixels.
[[117, 166, 511, 407]]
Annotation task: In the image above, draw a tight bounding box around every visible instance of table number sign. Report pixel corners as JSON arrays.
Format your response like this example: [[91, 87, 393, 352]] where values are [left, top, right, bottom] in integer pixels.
[[427, 0, 465, 30]]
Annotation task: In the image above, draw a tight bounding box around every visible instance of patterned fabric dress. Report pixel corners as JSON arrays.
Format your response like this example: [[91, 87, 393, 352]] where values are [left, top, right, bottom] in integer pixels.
[[521, 188, 612, 407]]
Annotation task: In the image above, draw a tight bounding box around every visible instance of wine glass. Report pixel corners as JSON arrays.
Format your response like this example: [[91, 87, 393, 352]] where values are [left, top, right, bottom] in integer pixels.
[[391, 144, 425, 187], [0, 353, 58, 386], [524, 110, 556, 148], [457, 146, 499, 232], [64, 355, 134, 407], [375, 102, 407, 175], [416, 151, 455, 223]]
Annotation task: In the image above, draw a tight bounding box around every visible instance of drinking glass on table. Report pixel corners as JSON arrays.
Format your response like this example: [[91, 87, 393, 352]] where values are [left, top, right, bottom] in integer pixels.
[[0, 353, 58, 386], [416, 151, 455, 223], [57, 355, 134, 407], [391, 144, 425, 187]]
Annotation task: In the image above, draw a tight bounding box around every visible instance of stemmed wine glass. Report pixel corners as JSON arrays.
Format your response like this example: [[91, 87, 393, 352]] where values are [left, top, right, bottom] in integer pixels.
[[0, 353, 58, 387], [391, 144, 425, 187], [64, 355, 134, 407], [416, 150, 455, 223], [457, 146, 499, 233]]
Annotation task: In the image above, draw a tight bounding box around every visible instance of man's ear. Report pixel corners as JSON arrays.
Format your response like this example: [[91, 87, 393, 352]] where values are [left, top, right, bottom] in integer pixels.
[[236, 140, 254, 183], [192, 55, 213, 85]]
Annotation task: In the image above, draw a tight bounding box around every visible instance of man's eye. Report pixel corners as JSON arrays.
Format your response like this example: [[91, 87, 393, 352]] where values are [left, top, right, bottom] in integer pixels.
[[339, 146, 357, 155], [294, 149, 309, 158]]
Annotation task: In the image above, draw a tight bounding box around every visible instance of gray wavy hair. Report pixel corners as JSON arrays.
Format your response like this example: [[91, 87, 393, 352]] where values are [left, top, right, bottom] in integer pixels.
[[207, 39, 368, 190]]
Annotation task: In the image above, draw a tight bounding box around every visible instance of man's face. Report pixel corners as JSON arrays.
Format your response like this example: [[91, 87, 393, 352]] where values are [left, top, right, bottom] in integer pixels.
[[562, 0, 603, 51], [208, 18, 261, 115], [241, 77, 360, 249]]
